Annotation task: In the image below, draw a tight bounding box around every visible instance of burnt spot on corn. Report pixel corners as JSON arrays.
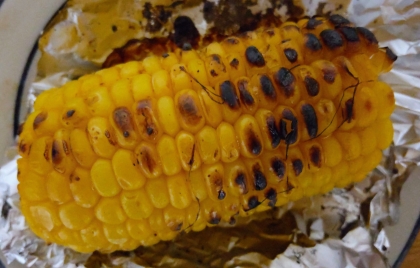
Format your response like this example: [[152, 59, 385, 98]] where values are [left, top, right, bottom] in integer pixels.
[[265, 188, 277, 201], [246, 196, 260, 211], [138, 147, 157, 175], [321, 65, 337, 83], [43, 143, 50, 161], [301, 103, 318, 138], [162, 53, 169, 58], [320, 29, 343, 49], [292, 159, 303, 176], [252, 164, 267, 191], [220, 81, 240, 109], [19, 141, 28, 153], [210, 70, 218, 77], [171, 222, 183, 232], [137, 100, 158, 137], [226, 37, 239, 45], [309, 146, 322, 168], [339, 27, 359, 42], [304, 76, 319, 96], [33, 112, 48, 130], [235, 173, 248, 194], [66, 110, 75, 118], [344, 99, 355, 122], [104, 130, 117, 146], [245, 46, 265, 67], [385, 47, 398, 62], [218, 189, 226, 200], [328, 14, 350, 27], [230, 58, 239, 69], [271, 158, 286, 179], [305, 33, 322, 51], [173, 16, 200, 49], [229, 217, 236, 225], [260, 75, 277, 100], [284, 48, 298, 63], [247, 129, 262, 156], [274, 68, 295, 97], [266, 29, 275, 36], [62, 140, 70, 155], [356, 27, 378, 44], [178, 95, 201, 125], [266, 116, 281, 148], [113, 107, 134, 138], [282, 109, 298, 145], [51, 140, 62, 165], [306, 17, 323, 29], [237, 79, 254, 106], [209, 211, 221, 225]]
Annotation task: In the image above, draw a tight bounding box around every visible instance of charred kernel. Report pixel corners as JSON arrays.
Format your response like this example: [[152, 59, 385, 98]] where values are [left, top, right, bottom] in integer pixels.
[[229, 217, 236, 225], [245, 46, 265, 67], [304, 76, 319, 96], [271, 158, 286, 179], [344, 99, 354, 123], [322, 66, 337, 83], [309, 146, 322, 168], [260, 75, 276, 100], [66, 110, 76, 118], [136, 100, 158, 138], [246, 196, 260, 210], [113, 107, 134, 137], [339, 27, 359, 42], [292, 159, 303, 176], [306, 17, 323, 29], [247, 129, 262, 155], [226, 37, 239, 44], [266, 116, 281, 148], [301, 103, 318, 138], [235, 173, 248, 194], [218, 190, 226, 200], [305, 33, 322, 51], [209, 211, 221, 225], [230, 58, 239, 69], [178, 95, 201, 125], [328, 14, 350, 27], [51, 140, 62, 166], [274, 68, 295, 97], [162, 53, 169, 58], [220, 81, 240, 109], [237, 79, 254, 106], [320, 29, 343, 49], [253, 166, 267, 191], [282, 109, 298, 145], [356, 27, 378, 44], [284, 48, 298, 63], [33, 112, 48, 129], [265, 188, 277, 200], [385, 47, 398, 62], [173, 16, 200, 49]]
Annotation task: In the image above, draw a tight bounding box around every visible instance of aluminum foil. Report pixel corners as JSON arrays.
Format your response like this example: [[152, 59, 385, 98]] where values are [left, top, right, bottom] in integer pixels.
[[1, 0, 420, 267]]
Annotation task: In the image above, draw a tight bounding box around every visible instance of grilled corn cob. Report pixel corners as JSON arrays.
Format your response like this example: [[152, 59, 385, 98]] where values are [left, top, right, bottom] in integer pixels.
[[17, 15, 396, 253]]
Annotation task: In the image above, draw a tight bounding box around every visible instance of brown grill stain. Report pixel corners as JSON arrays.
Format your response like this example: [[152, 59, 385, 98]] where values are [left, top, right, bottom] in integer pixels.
[[113, 107, 134, 138], [33, 112, 48, 130], [178, 95, 202, 125], [309, 146, 322, 168]]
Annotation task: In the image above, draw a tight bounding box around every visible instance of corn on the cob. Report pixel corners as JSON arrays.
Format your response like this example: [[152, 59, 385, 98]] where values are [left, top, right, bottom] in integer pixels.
[[17, 14, 396, 253]]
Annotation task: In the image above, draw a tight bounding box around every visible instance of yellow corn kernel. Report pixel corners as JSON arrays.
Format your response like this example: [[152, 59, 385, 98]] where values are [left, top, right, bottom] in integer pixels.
[[80, 75, 102, 97], [28, 136, 53, 175], [120, 61, 142, 78], [373, 81, 395, 120], [32, 110, 61, 137], [148, 209, 167, 232], [348, 156, 364, 174], [170, 64, 193, 93], [85, 86, 115, 117], [319, 135, 342, 167], [103, 223, 130, 245], [69, 167, 99, 208], [255, 109, 280, 150], [94, 196, 127, 225], [28, 202, 61, 233], [358, 126, 377, 156], [175, 89, 206, 133], [142, 56, 162, 74], [69, 129, 96, 168], [202, 163, 225, 202], [133, 99, 162, 142], [80, 220, 109, 249], [131, 74, 154, 101], [300, 141, 324, 173], [311, 60, 342, 100], [175, 131, 201, 171], [167, 172, 192, 209], [152, 69, 173, 98], [112, 149, 146, 190], [46, 171, 73, 204], [186, 58, 210, 91], [121, 188, 154, 220], [335, 132, 361, 161], [354, 86, 378, 128], [126, 218, 154, 241], [234, 114, 264, 158], [205, 54, 230, 87], [315, 99, 337, 137], [372, 118, 394, 149], [145, 177, 170, 209], [160, 52, 179, 71], [135, 142, 162, 178], [18, 171, 48, 201], [196, 126, 220, 165], [87, 117, 117, 158], [224, 160, 250, 197], [62, 98, 91, 129], [197, 89, 223, 128], [59, 202, 93, 230], [52, 129, 76, 175], [110, 79, 134, 108], [91, 159, 121, 197], [227, 53, 247, 80], [163, 205, 186, 232], [187, 168, 208, 201], [157, 135, 182, 176], [180, 49, 200, 65], [250, 74, 278, 112], [157, 96, 180, 136], [97, 67, 120, 87], [360, 149, 383, 174], [217, 122, 240, 163]]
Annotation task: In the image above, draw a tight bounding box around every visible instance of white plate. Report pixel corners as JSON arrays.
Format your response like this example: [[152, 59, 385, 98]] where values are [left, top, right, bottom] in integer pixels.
[[0, 1, 418, 267]]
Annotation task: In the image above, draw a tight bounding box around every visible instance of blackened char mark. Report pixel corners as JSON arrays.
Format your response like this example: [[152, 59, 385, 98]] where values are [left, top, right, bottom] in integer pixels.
[[339, 27, 359, 42], [245, 46, 266, 67], [33, 112, 47, 130], [245, 196, 260, 211], [113, 107, 134, 138], [208, 211, 221, 225], [274, 68, 295, 98], [51, 140, 62, 166], [282, 109, 298, 145], [235, 173, 248, 194], [305, 33, 322, 51], [247, 129, 262, 156], [237, 79, 254, 106], [292, 159, 303, 176], [320, 29, 344, 49], [306, 17, 323, 29], [385, 47, 398, 62], [356, 27, 378, 44], [284, 48, 298, 63], [178, 95, 201, 125], [230, 58, 239, 69], [304, 76, 319, 96], [220, 81, 240, 109], [271, 158, 286, 179], [218, 189, 226, 200], [173, 16, 200, 49], [301, 103, 318, 138], [328, 14, 351, 27], [253, 166, 267, 191], [260, 75, 276, 100], [309, 146, 322, 168], [266, 116, 281, 148]]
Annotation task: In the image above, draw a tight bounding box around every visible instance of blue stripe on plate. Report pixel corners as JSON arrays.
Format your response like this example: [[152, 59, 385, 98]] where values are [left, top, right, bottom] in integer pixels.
[[12, 1, 67, 137], [393, 213, 420, 267]]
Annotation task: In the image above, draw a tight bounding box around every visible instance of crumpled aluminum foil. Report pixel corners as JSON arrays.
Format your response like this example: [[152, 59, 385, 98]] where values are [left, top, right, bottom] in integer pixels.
[[1, 0, 419, 267]]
